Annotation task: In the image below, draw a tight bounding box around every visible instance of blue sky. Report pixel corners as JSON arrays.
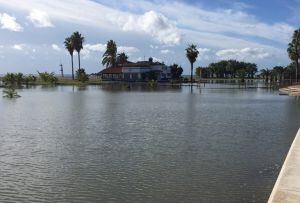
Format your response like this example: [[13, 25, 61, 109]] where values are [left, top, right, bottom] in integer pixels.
[[0, 0, 299, 74]]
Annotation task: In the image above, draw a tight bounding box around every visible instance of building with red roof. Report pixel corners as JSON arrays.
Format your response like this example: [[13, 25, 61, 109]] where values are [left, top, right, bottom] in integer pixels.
[[98, 57, 171, 81]]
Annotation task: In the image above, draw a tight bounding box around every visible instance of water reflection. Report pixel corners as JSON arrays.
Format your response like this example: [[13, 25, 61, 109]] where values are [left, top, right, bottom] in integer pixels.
[[0, 85, 300, 202]]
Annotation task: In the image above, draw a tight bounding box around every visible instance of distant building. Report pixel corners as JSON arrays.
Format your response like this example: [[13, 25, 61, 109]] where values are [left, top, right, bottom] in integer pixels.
[[98, 58, 171, 81]]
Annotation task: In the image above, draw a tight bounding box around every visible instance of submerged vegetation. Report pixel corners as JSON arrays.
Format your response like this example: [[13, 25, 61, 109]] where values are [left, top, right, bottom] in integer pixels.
[[76, 69, 89, 83], [170, 64, 183, 80], [2, 88, 21, 99], [38, 72, 58, 84], [2, 73, 37, 86], [148, 79, 157, 88], [24, 75, 37, 85]]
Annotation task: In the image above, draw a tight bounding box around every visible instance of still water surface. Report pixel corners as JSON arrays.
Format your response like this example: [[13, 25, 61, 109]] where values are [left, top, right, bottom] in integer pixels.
[[0, 85, 300, 202]]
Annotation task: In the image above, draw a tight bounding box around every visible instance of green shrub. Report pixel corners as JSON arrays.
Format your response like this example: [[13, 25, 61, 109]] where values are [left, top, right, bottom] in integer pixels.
[[142, 71, 158, 81], [3, 88, 21, 98], [15, 73, 24, 85], [148, 79, 157, 88], [2, 73, 24, 86], [38, 72, 58, 84], [24, 74, 37, 85], [76, 69, 89, 83], [2, 73, 16, 86]]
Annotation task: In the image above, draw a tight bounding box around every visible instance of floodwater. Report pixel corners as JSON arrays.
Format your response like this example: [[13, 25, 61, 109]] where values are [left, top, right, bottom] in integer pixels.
[[0, 85, 300, 202]]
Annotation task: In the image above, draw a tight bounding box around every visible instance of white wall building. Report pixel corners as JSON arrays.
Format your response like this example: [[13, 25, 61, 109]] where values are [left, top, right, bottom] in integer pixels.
[[99, 58, 171, 81]]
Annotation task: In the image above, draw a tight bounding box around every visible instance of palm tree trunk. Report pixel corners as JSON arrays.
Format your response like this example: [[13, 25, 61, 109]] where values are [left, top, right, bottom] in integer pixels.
[[190, 62, 193, 84], [78, 52, 81, 70], [71, 55, 74, 80]]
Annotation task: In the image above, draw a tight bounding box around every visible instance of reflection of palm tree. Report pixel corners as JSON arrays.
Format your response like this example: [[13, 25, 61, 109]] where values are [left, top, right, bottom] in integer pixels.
[[287, 29, 300, 82], [102, 40, 117, 68], [64, 37, 75, 80], [185, 44, 199, 83], [72, 31, 85, 70], [117, 52, 128, 66]]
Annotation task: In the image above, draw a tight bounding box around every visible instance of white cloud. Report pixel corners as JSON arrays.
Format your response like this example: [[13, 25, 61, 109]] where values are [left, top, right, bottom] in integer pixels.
[[0, 13, 23, 32], [81, 43, 106, 59], [27, 9, 53, 27], [198, 48, 210, 56], [152, 56, 163, 63], [0, 0, 293, 69], [81, 43, 139, 58], [121, 10, 181, 45], [0, 1, 181, 45], [103, 0, 294, 44], [160, 49, 173, 54], [196, 48, 212, 60], [0, 0, 293, 45], [12, 44, 25, 50], [118, 46, 139, 55], [85, 43, 106, 52], [134, 56, 162, 63], [182, 28, 286, 63], [179, 3, 292, 44], [51, 44, 61, 51], [216, 48, 271, 61], [150, 45, 159, 49]]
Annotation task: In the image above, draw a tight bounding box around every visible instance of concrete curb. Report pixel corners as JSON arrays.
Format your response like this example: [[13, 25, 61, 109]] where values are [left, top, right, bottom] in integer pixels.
[[268, 129, 300, 202]]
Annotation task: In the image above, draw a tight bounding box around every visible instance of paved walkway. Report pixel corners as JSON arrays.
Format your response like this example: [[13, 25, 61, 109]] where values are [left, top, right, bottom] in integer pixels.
[[268, 129, 300, 202], [279, 86, 300, 96]]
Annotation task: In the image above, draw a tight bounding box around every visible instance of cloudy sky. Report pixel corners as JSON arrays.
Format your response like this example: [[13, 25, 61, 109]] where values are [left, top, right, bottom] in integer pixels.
[[0, 0, 299, 74]]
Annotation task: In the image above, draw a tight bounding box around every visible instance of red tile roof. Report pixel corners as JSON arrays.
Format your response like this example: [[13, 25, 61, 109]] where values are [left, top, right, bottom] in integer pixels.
[[99, 67, 122, 74], [123, 61, 164, 67]]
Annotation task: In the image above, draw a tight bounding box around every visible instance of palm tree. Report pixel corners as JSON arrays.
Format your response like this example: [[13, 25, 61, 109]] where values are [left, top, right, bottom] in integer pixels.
[[273, 66, 285, 82], [185, 44, 199, 83], [64, 37, 75, 80], [285, 63, 296, 84], [102, 40, 117, 68], [260, 69, 271, 83], [116, 52, 128, 66], [287, 29, 300, 83], [2, 73, 16, 86], [72, 31, 85, 70]]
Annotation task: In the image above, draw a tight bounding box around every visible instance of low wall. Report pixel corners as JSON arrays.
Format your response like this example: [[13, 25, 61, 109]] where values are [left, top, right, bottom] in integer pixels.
[[268, 129, 300, 202]]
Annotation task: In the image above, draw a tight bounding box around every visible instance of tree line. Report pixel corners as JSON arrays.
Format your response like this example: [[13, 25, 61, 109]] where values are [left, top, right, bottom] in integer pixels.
[[62, 28, 300, 84], [195, 60, 257, 80], [193, 61, 297, 83], [185, 28, 300, 84], [259, 63, 297, 83]]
